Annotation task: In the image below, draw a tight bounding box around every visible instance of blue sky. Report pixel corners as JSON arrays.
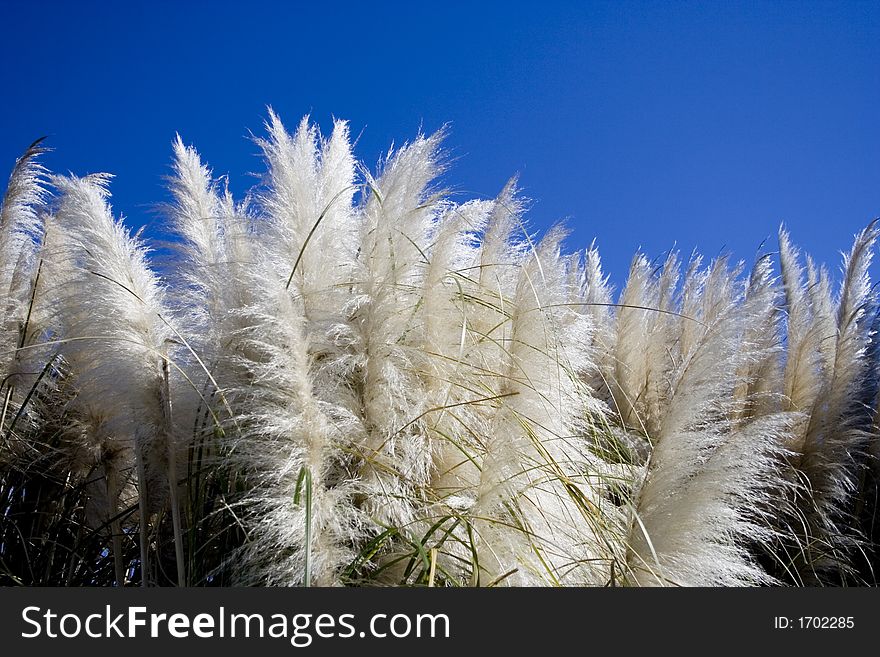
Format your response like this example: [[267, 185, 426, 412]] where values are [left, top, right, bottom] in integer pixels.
[[1, 1, 878, 285]]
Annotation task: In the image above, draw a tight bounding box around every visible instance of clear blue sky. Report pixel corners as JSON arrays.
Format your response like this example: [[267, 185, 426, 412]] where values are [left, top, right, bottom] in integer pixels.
[[1, 1, 878, 285]]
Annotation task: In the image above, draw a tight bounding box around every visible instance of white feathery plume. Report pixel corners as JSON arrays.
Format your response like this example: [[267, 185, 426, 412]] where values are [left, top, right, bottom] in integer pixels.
[[162, 136, 238, 447], [257, 110, 358, 320], [229, 114, 365, 585], [677, 254, 707, 358], [784, 222, 880, 578], [471, 227, 608, 585], [640, 252, 680, 438], [50, 173, 176, 585], [607, 254, 655, 431], [166, 135, 227, 349], [470, 179, 529, 407], [576, 243, 617, 401], [229, 276, 366, 585], [0, 139, 48, 306], [624, 256, 790, 585], [352, 130, 446, 531], [419, 198, 492, 485], [732, 254, 784, 424], [477, 178, 524, 293], [1, 139, 50, 424], [416, 186, 532, 584], [779, 228, 826, 415]]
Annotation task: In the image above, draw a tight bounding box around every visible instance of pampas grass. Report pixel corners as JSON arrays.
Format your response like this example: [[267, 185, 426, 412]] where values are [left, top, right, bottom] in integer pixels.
[[1, 113, 878, 587]]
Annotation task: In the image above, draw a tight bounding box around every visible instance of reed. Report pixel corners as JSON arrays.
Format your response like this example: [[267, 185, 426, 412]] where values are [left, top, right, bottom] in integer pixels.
[[0, 115, 877, 586]]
